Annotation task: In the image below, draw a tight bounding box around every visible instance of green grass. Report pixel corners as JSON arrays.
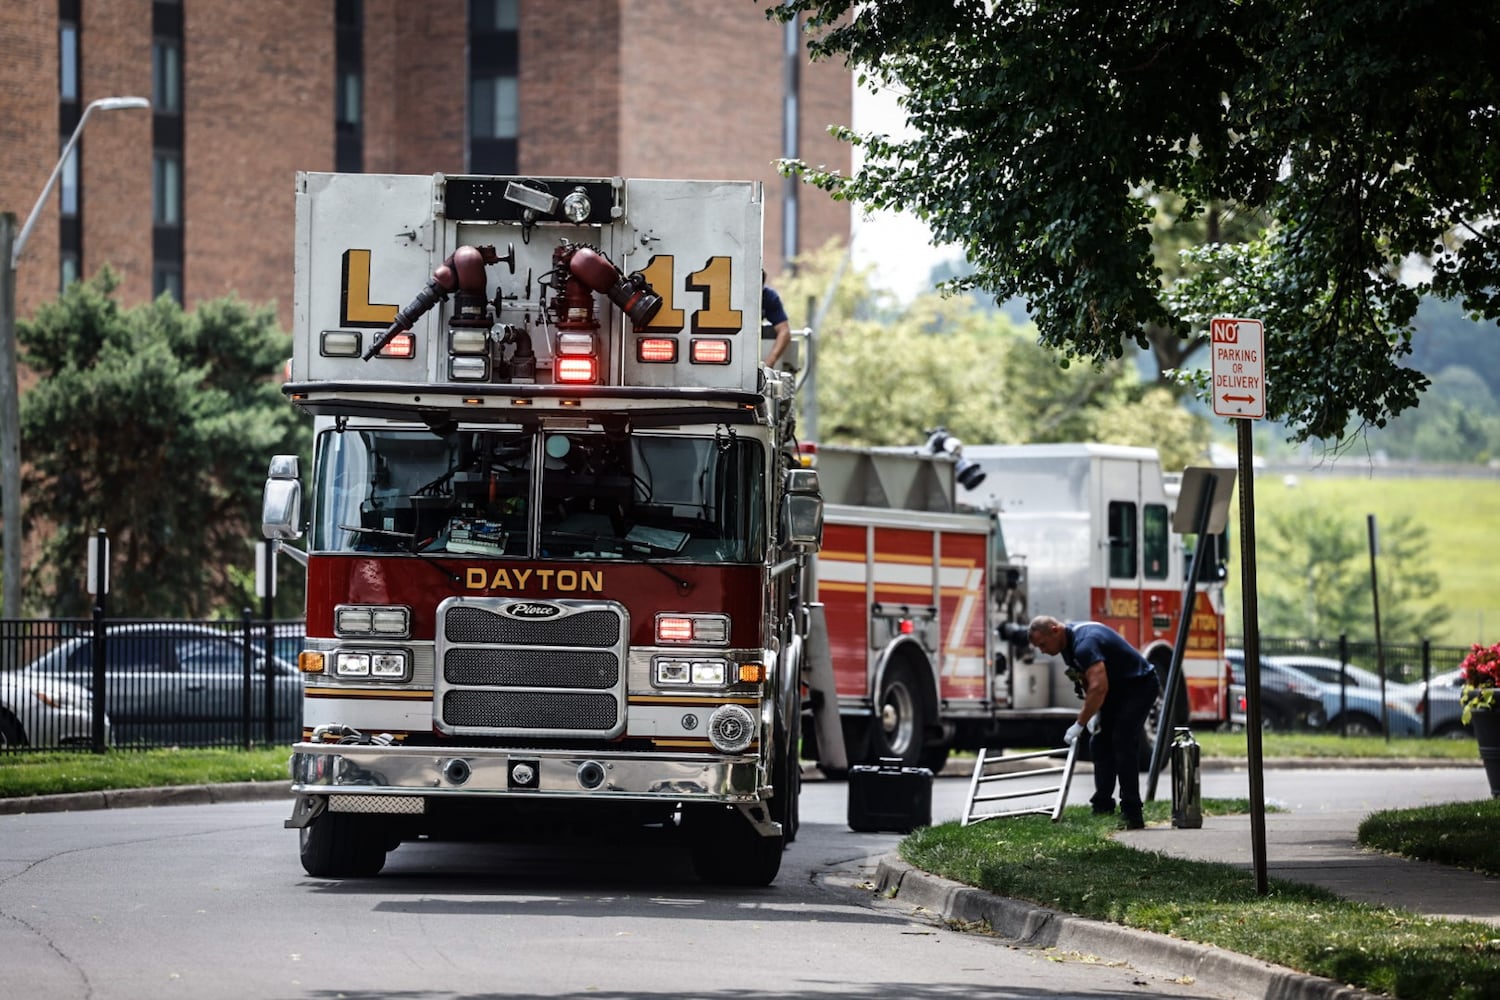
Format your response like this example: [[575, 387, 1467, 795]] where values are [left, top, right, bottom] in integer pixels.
[[1226, 475, 1498, 647], [1359, 799, 1500, 877], [902, 800, 1500, 1000], [0, 747, 290, 798], [1194, 730, 1479, 760]]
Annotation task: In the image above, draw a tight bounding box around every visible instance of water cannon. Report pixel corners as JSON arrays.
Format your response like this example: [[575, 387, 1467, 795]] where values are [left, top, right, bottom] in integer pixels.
[[926, 428, 986, 490], [551, 243, 663, 329], [363, 245, 503, 361]]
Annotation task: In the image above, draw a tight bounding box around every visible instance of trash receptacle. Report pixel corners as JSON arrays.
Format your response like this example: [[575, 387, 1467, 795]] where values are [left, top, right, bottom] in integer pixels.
[[1170, 727, 1202, 829]]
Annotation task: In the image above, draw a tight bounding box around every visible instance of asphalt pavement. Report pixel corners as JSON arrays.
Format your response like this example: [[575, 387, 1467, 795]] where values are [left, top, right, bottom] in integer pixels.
[[2, 758, 1495, 1000]]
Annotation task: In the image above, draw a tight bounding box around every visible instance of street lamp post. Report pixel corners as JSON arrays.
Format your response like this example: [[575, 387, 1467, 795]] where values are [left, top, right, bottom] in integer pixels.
[[1, 96, 150, 621]]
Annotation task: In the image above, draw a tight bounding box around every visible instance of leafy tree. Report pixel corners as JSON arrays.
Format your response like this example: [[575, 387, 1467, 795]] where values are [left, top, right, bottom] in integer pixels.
[[777, 244, 1211, 470], [768, 0, 1500, 445], [1237, 500, 1447, 642], [17, 270, 308, 617], [1365, 365, 1499, 463]]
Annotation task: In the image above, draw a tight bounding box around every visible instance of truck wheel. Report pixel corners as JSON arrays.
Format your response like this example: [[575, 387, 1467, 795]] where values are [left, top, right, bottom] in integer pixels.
[[688, 806, 783, 886], [772, 722, 801, 844], [869, 662, 926, 766], [299, 812, 388, 878]]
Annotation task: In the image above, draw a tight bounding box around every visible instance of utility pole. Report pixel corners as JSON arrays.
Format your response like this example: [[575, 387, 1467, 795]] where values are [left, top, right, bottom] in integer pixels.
[[1, 213, 20, 619], [1, 96, 150, 619]]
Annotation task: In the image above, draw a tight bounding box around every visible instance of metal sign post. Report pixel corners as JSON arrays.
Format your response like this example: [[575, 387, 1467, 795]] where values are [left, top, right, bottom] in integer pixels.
[[87, 529, 110, 753], [1213, 316, 1269, 896], [1146, 465, 1236, 801]]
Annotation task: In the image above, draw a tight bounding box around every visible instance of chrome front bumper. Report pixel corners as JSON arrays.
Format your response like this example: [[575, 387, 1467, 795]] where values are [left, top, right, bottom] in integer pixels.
[[289, 741, 764, 804]]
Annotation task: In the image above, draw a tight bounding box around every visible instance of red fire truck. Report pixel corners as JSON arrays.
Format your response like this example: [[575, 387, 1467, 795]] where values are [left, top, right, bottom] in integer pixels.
[[262, 172, 822, 885], [800, 438, 1227, 773]]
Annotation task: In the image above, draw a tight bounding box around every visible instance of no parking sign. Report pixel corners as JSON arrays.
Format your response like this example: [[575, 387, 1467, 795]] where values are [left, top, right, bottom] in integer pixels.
[[1210, 317, 1265, 419]]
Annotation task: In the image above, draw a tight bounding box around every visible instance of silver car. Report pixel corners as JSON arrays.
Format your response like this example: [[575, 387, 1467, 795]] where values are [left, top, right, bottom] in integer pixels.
[[0, 670, 109, 748], [20, 623, 300, 746], [1412, 668, 1472, 738]]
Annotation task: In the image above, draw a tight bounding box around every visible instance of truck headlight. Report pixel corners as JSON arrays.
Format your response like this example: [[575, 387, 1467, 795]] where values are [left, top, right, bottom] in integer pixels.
[[334, 649, 409, 681]]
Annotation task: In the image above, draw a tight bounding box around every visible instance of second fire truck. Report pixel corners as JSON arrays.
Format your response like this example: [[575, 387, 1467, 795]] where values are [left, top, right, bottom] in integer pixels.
[[800, 437, 1229, 773]]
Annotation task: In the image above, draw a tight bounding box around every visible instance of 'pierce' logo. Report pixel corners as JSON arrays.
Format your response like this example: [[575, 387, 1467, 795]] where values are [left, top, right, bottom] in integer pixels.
[[503, 602, 563, 620]]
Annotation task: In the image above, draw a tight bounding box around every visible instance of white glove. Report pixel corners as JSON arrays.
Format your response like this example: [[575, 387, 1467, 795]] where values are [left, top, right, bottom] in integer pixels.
[[1064, 722, 1085, 746], [1087, 714, 1102, 735]]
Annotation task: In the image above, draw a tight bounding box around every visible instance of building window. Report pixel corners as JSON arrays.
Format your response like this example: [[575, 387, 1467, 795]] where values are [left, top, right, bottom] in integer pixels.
[[59, 24, 79, 101], [470, 76, 517, 139], [335, 0, 363, 172], [60, 146, 79, 216], [61, 253, 80, 290], [338, 71, 362, 126], [152, 39, 182, 114], [153, 265, 183, 303], [153, 152, 182, 227], [472, 0, 518, 30], [468, 0, 518, 173]]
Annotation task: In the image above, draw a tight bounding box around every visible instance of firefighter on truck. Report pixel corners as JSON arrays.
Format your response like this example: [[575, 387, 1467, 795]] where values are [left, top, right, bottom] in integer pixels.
[[262, 173, 823, 886]]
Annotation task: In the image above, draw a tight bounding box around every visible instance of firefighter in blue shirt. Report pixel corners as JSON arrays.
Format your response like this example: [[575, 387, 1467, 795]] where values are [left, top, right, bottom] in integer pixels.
[[1028, 614, 1160, 829]]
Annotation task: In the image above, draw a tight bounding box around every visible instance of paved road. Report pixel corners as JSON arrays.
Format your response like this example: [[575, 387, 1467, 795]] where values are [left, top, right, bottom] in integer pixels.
[[2, 763, 1488, 1000], [0, 778, 1233, 1000]]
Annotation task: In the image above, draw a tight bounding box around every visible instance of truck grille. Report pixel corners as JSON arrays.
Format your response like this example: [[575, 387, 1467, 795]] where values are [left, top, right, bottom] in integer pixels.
[[434, 597, 627, 739]]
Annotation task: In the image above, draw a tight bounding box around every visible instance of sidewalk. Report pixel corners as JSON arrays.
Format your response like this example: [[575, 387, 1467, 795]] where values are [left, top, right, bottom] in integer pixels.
[[1113, 809, 1500, 927]]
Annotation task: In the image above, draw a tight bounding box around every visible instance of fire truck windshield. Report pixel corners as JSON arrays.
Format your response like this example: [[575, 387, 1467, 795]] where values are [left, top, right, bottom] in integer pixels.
[[312, 426, 765, 563]]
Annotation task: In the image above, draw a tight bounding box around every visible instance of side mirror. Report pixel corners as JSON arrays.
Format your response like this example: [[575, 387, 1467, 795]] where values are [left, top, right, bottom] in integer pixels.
[[781, 469, 823, 551], [262, 455, 304, 540]]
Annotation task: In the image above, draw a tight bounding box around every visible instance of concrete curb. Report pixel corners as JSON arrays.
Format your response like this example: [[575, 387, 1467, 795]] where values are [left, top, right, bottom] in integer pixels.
[[0, 780, 291, 816], [875, 856, 1385, 1000]]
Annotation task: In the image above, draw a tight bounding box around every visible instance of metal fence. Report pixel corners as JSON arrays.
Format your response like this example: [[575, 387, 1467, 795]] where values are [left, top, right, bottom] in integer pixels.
[[1230, 634, 1475, 738], [0, 615, 304, 753], [1241, 635, 1471, 687]]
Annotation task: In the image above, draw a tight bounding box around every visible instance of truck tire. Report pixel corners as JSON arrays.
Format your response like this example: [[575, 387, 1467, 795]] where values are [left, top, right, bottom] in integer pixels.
[[868, 661, 927, 767], [772, 721, 801, 844], [687, 806, 783, 886], [299, 812, 388, 878]]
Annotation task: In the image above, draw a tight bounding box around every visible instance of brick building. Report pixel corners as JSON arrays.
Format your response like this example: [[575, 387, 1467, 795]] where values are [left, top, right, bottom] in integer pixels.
[[0, 0, 852, 332]]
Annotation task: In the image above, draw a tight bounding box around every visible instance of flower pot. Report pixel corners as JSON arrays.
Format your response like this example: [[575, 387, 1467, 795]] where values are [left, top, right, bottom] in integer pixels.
[[1472, 707, 1500, 799]]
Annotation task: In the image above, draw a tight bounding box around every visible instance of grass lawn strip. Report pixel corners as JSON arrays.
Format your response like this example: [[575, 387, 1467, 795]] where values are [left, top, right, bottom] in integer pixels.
[[900, 801, 1500, 1000]]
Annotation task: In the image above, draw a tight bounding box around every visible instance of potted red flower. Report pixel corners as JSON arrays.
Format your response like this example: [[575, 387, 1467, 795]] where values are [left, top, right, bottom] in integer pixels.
[[1459, 641, 1500, 797]]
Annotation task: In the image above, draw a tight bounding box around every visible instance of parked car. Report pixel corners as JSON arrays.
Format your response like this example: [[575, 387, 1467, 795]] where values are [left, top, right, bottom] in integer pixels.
[[1412, 669, 1472, 738], [0, 670, 109, 748], [1270, 654, 1422, 699], [1225, 650, 1326, 731], [19, 623, 301, 745], [1263, 655, 1423, 736]]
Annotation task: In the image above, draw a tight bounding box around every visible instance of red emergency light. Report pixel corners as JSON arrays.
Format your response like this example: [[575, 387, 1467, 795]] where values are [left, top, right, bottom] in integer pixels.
[[637, 338, 677, 363], [690, 339, 731, 365], [378, 333, 415, 359], [555, 356, 597, 383]]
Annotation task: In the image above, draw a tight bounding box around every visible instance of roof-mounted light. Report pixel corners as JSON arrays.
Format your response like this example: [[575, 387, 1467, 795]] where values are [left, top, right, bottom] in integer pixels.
[[561, 188, 592, 223]]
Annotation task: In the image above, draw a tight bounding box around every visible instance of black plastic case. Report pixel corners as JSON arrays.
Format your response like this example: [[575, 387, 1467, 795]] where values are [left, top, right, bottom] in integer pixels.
[[847, 759, 934, 833]]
